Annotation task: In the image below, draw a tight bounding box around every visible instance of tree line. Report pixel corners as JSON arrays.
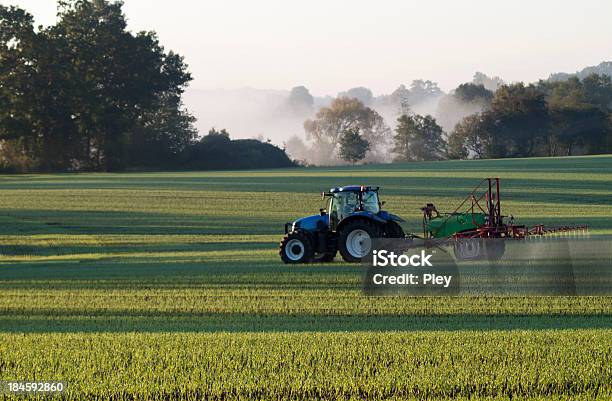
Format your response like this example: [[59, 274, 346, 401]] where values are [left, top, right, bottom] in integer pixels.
[[0, 1, 293, 172], [300, 75, 612, 164], [2, 1, 610, 171]]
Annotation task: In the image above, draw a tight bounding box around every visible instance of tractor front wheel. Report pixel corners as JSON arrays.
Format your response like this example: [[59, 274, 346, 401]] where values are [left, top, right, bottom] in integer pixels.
[[339, 220, 382, 263], [280, 231, 314, 264]]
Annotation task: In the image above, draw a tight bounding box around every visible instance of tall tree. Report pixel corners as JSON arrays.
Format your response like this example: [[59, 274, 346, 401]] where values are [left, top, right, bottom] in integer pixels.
[[548, 107, 609, 156], [51, 0, 192, 170], [581, 73, 612, 111], [454, 83, 494, 104], [287, 86, 314, 115], [407, 80, 443, 105], [338, 128, 369, 165], [131, 94, 197, 167], [0, 1, 194, 172], [447, 113, 497, 159], [0, 6, 77, 170], [488, 83, 549, 157], [539, 74, 612, 155], [304, 97, 389, 161], [392, 114, 446, 162], [337, 87, 374, 106], [436, 83, 493, 132]]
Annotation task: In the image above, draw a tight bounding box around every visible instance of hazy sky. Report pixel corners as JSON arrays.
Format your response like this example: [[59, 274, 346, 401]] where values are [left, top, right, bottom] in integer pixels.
[[6, 0, 612, 95]]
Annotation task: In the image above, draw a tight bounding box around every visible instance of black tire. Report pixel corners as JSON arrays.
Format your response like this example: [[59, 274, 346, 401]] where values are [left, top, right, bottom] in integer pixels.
[[453, 239, 506, 261], [453, 239, 484, 260], [384, 221, 409, 254], [279, 231, 314, 264], [338, 219, 383, 263]]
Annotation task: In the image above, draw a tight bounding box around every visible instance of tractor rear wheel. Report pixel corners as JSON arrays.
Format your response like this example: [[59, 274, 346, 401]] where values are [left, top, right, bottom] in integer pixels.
[[279, 231, 314, 264], [338, 219, 382, 263], [385, 221, 405, 238]]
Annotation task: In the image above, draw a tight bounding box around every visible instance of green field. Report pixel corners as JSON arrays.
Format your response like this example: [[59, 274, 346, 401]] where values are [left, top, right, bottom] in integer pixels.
[[1, 155, 611, 400]]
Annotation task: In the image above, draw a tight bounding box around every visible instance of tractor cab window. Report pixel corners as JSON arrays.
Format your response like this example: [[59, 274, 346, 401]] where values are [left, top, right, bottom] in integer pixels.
[[363, 191, 380, 214], [329, 192, 359, 226], [340, 192, 359, 219]]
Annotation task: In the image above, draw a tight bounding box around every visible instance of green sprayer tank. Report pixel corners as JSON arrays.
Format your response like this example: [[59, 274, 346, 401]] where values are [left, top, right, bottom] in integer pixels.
[[424, 212, 487, 238]]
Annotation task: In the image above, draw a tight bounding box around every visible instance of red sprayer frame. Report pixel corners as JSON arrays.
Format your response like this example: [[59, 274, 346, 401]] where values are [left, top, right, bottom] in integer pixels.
[[432, 178, 588, 240]]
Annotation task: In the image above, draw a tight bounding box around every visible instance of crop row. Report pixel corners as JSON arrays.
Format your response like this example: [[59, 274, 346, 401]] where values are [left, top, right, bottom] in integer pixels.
[[1, 288, 611, 316], [1, 330, 610, 400]]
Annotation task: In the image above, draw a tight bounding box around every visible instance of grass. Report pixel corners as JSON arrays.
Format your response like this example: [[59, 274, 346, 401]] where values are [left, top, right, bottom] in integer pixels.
[[0, 155, 611, 399]]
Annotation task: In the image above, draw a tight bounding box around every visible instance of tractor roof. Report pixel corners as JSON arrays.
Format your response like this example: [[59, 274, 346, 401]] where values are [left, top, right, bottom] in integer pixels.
[[329, 185, 378, 193]]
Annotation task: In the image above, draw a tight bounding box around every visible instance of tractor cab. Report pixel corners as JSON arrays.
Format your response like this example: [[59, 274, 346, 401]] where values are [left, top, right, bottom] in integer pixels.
[[326, 186, 381, 230]]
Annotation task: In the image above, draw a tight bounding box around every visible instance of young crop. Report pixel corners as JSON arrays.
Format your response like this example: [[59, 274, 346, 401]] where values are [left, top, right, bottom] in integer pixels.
[[0, 331, 611, 400], [0, 155, 611, 400]]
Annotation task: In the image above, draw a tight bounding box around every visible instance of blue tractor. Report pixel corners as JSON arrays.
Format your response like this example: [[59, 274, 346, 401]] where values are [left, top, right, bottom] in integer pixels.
[[280, 185, 405, 263]]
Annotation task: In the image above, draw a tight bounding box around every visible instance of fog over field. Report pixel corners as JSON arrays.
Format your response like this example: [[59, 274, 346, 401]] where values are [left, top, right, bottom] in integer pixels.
[[184, 87, 324, 144], [182, 85, 441, 144], [182, 74, 501, 150], [183, 61, 612, 164]]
